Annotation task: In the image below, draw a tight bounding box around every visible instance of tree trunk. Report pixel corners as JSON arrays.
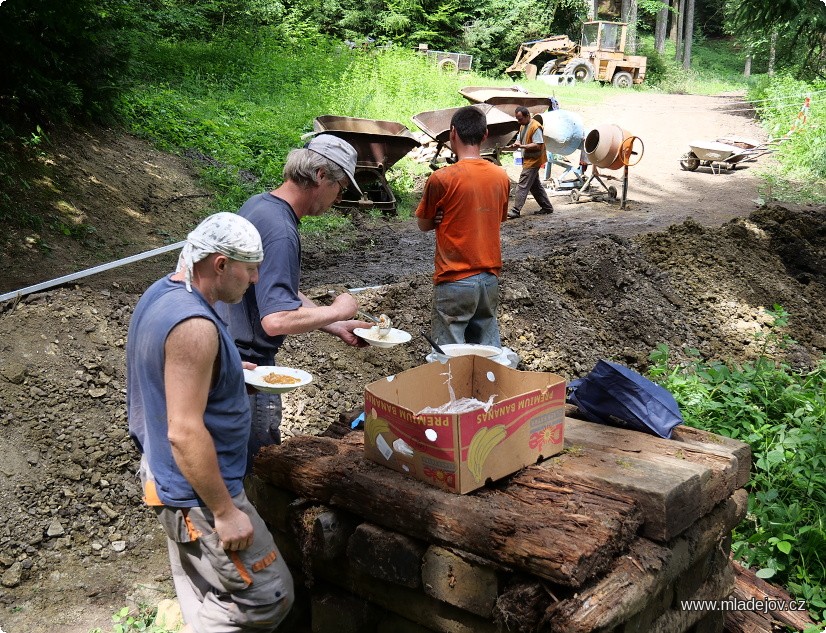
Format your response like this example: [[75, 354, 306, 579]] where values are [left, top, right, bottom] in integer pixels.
[[682, 0, 694, 69], [744, 50, 752, 77], [626, 0, 638, 54], [675, 0, 684, 62], [589, 0, 598, 19], [768, 28, 778, 75], [669, 0, 680, 44], [655, 0, 670, 54]]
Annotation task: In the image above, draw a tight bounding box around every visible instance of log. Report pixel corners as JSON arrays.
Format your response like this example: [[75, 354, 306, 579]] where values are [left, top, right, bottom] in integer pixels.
[[494, 489, 748, 633], [421, 546, 499, 618], [551, 418, 751, 541], [313, 509, 360, 562], [671, 425, 752, 489], [724, 560, 816, 632], [314, 563, 499, 633], [254, 434, 642, 587], [647, 563, 736, 633], [347, 523, 427, 588]]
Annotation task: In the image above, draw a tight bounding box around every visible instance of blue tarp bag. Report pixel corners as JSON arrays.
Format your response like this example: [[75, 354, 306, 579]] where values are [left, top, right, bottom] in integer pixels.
[[566, 360, 684, 439]]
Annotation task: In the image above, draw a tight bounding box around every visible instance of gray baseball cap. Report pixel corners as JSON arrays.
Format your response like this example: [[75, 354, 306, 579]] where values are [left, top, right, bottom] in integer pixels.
[[306, 134, 363, 195]]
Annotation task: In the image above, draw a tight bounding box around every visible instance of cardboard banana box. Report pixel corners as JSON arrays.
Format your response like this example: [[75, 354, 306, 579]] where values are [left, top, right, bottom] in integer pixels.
[[364, 355, 566, 494]]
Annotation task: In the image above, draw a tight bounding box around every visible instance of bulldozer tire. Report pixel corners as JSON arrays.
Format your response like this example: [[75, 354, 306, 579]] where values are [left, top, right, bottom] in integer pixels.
[[437, 58, 458, 73], [612, 71, 634, 88], [539, 60, 558, 75], [564, 59, 594, 82], [680, 152, 700, 171]]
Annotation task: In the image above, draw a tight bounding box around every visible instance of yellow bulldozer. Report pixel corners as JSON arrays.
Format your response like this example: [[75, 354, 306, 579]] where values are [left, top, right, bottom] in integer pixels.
[[505, 21, 646, 88]]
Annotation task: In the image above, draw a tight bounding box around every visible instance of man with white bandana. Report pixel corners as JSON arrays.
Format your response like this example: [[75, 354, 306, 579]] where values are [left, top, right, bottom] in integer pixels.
[[218, 135, 373, 464], [127, 212, 294, 633]]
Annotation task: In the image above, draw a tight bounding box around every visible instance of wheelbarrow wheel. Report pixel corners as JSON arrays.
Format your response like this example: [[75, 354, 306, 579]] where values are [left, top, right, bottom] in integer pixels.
[[437, 58, 459, 73], [607, 186, 618, 200], [570, 189, 581, 203], [680, 152, 700, 171]]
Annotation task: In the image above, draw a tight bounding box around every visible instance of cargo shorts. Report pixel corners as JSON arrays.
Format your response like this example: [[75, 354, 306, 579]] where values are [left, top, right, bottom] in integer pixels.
[[141, 459, 294, 632]]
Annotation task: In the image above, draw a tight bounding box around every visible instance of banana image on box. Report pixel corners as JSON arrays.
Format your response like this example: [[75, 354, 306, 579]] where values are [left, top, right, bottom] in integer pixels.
[[467, 424, 507, 482], [365, 409, 390, 447]]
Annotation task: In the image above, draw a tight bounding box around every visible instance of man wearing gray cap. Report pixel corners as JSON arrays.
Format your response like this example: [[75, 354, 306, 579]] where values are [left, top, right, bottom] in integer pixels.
[[218, 134, 373, 466], [127, 212, 294, 633]]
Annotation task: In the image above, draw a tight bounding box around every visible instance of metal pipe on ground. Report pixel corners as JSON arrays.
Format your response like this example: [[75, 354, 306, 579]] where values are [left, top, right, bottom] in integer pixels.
[[0, 241, 186, 304]]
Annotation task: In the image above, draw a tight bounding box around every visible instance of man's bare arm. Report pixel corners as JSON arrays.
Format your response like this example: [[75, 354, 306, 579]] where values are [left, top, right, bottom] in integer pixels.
[[260, 292, 358, 337], [164, 317, 253, 551]]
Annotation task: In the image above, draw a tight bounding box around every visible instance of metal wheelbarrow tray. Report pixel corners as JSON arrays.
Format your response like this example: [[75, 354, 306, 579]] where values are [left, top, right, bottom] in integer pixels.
[[412, 103, 519, 167], [312, 116, 421, 214], [679, 136, 773, 174], [458, 86, 551, 118]]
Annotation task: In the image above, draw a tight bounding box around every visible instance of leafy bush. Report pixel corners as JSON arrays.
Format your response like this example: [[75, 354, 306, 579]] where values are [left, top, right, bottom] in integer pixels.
[[747, 75, 826, 203], [0, 0, 137, 135], [649, 308, 826, 624], [88, 605, 176, 633]]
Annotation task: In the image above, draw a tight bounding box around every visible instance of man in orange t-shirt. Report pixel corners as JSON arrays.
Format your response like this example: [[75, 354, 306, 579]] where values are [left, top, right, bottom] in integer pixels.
[[415, 106, 511, 347]]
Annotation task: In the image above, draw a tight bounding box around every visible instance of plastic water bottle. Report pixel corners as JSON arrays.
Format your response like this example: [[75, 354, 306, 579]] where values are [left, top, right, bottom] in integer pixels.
[[514, 149, 523, 166]]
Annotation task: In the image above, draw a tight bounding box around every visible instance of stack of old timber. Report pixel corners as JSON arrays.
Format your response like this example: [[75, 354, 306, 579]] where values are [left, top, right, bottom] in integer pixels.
[[249, 415, 751, 633]]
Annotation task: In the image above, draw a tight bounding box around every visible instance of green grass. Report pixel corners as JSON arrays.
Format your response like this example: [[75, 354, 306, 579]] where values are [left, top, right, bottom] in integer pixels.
[[649, 307, 826, 626], [117, 29, 616, 222], [119, 34, 487, 217]]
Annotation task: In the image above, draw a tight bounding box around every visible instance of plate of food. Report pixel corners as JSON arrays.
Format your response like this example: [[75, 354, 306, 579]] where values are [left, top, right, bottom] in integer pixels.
[[243, 366, 313, 394], [354, 326, 412, 348]]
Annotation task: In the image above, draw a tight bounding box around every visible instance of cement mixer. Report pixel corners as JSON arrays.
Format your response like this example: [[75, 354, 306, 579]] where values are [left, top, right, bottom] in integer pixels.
[[541, 109, 586, 191], [570, 123, 644, 209]]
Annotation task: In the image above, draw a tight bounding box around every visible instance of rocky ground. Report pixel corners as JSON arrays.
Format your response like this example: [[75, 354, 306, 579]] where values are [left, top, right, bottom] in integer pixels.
[[0, 91, 824, 633]]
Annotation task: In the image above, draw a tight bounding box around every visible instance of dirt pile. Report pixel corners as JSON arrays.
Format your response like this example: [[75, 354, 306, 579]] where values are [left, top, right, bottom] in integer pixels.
[[2, 207, 823, 632]]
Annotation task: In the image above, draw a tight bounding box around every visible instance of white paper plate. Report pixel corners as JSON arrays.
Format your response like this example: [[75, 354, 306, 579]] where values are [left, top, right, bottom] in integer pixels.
[[354, 326, 412, 348], [243, 366, 313, 394]]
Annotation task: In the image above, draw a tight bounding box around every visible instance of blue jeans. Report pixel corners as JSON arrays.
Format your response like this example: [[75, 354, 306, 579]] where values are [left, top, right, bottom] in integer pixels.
[[432, 272, 501, 346], [246, 391, 282, 475]]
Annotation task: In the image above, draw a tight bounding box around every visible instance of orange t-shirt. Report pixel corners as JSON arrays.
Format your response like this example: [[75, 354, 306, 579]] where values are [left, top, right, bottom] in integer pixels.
[[415, 158, 510, 285]]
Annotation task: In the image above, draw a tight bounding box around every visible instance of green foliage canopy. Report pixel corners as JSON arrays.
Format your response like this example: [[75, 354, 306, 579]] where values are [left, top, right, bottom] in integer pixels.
[[0, 0, 137, 134], [727, 0, 826, 78]]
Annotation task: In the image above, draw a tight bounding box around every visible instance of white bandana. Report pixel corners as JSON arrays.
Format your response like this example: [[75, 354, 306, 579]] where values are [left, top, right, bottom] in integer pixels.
[[176, 212, 264, 292]]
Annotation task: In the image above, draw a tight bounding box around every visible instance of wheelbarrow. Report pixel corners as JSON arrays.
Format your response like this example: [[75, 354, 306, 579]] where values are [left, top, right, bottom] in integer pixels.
[[458, 86, 551, 119], [310, 116, 421, 214], [411, 103, 519, 169], [679, 136, 773, 174]]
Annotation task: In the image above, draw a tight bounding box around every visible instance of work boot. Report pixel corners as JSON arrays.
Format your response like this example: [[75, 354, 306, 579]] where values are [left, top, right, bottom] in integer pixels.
[[507, 209, 521, 219], [536, 205, 554, 215]]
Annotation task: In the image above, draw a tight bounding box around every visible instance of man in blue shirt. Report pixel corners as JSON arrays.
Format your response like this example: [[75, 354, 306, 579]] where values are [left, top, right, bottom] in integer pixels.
[[218, 135, 373, 465], [127, 213, 294, 632]]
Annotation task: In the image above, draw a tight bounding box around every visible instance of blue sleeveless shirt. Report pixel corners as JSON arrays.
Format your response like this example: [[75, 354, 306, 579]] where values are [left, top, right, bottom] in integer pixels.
[[127, 275, 250, 506]]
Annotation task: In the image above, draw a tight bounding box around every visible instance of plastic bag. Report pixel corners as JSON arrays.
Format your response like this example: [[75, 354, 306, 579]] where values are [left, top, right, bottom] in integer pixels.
[[567, 360, 684, 439]]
